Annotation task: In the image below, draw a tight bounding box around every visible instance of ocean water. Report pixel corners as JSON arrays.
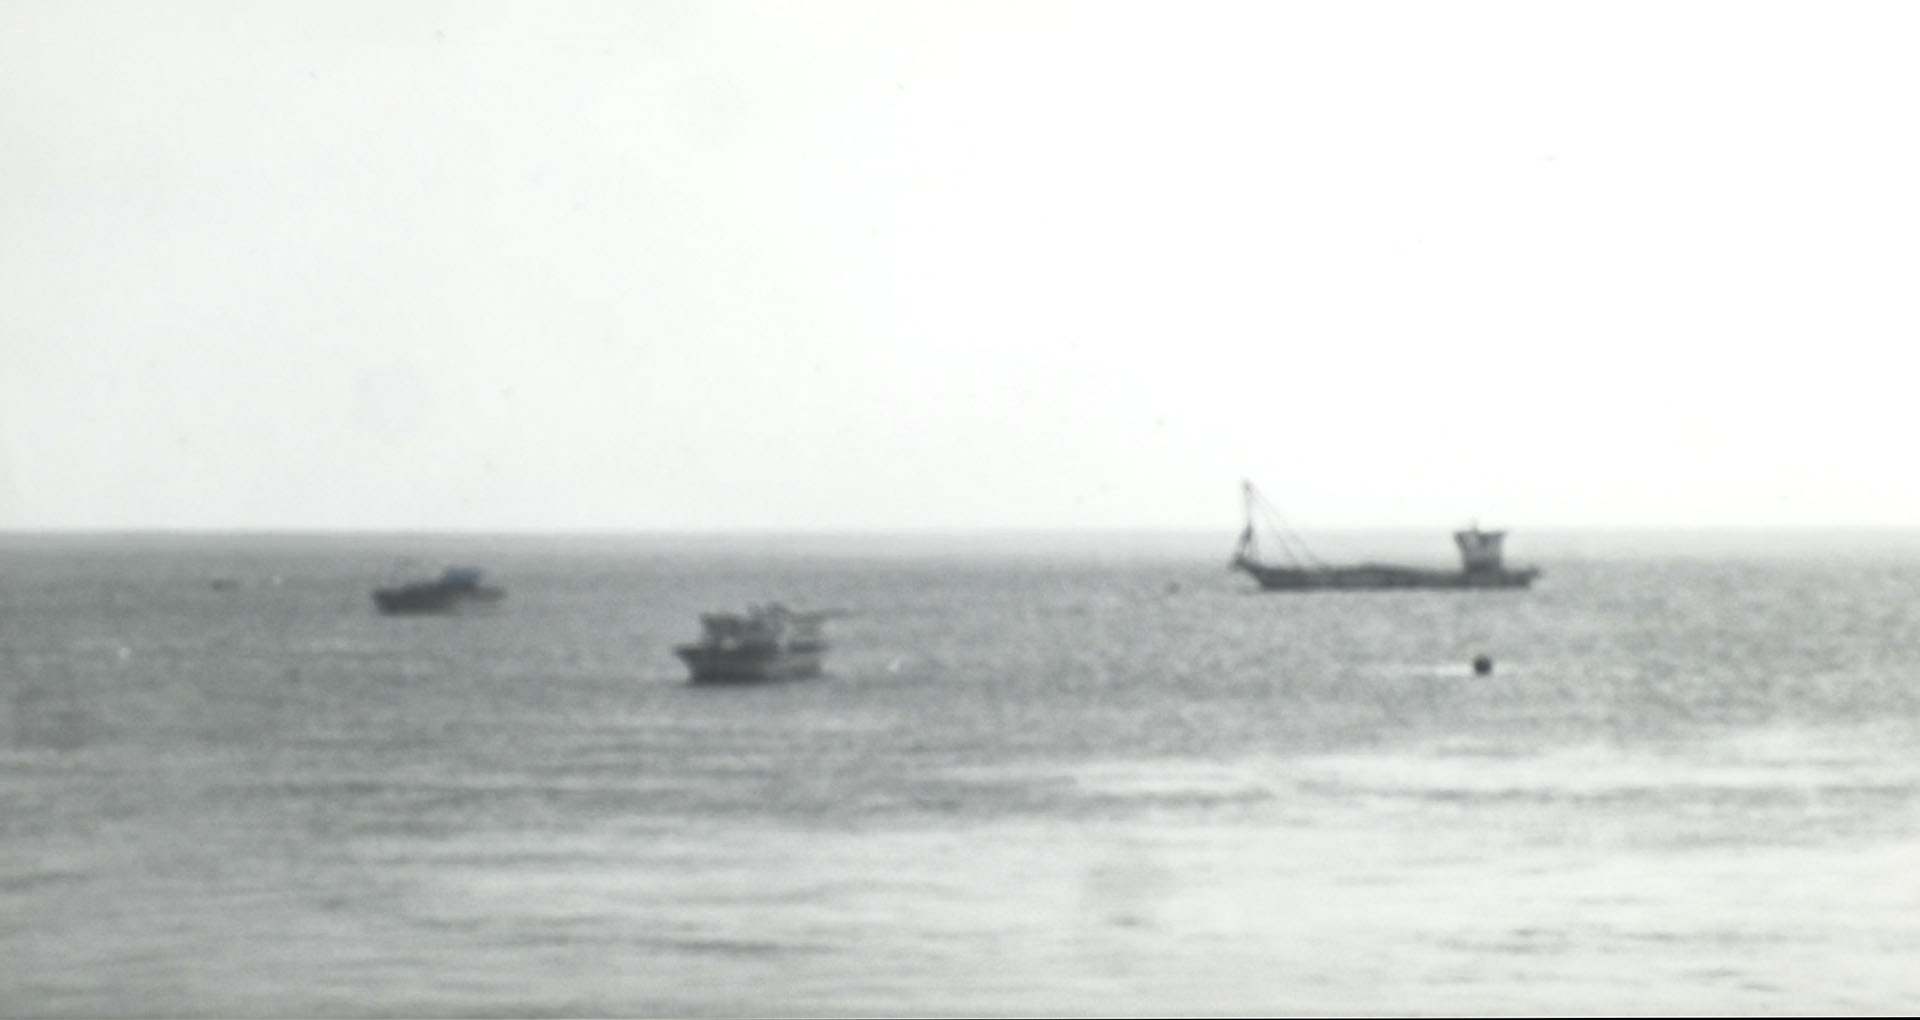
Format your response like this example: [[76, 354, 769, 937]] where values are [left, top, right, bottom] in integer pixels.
[[4, 532, 1920, 1016]]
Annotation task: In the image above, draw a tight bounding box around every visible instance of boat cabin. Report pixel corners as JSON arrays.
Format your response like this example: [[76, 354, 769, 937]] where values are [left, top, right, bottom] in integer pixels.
[[1453, 528, 1511, 574]]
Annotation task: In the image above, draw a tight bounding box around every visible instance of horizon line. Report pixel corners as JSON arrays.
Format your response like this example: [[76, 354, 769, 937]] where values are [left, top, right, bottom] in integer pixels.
[[7, 524, 1920, 537]]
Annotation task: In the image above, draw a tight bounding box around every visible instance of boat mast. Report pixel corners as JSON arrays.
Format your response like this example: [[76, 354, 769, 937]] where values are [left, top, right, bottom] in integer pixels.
[[1236, 480, 1323, 569], [1233, 480, 1260, 563]]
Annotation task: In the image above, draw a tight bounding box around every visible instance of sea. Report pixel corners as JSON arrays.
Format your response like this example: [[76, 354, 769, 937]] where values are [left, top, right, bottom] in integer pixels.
[[4, 530, 1920, 1017]]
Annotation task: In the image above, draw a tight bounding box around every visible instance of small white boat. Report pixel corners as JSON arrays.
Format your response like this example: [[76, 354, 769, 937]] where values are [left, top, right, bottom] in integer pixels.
[[675, 604, 841, 683]]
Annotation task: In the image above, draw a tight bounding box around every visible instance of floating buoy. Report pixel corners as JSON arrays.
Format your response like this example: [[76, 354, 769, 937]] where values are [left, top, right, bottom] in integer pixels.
[[1472, 654, 1494, 676]]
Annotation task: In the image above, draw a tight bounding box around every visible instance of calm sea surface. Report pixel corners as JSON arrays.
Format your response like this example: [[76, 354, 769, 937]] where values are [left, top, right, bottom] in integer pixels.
[[4, 533, 1920, 1016]]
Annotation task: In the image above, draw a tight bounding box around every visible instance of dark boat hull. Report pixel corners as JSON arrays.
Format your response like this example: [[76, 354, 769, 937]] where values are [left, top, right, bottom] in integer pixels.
[[372, 585, 506, 614], [1236, 559, 1539, 591], [676, 643, 826, 683]]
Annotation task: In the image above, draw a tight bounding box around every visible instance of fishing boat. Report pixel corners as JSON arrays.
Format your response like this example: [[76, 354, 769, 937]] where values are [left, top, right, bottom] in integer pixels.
[[1231, 481, 1539, 591], [372, 566, 506, 615], [676, 604, 840, 683]]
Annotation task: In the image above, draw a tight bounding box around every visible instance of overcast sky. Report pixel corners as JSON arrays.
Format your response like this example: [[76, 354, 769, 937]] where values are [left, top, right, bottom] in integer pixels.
[[4, 2, 1916, 531]]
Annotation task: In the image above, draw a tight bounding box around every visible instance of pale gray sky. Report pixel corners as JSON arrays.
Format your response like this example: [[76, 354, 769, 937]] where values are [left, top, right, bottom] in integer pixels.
[[4, 1, 1916, 531]]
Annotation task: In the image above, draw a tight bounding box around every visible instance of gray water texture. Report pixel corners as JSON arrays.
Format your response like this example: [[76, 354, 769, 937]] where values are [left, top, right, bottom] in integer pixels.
[[4, 533, 1920, 1016]]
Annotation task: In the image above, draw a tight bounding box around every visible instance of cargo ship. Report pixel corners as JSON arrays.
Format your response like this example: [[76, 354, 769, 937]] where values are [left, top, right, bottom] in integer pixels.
[[1231, 481, 1539, 591]]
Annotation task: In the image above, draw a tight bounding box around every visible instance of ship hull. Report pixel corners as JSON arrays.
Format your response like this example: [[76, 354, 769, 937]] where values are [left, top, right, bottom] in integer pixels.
[[675, 643, 827, 684], [372, 585, 506, 614], [1236, 559, 1539, 591]]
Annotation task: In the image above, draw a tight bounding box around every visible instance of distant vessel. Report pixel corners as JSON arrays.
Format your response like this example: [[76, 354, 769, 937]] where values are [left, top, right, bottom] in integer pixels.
[[676, 604, 840, 683], [1231, 481, 1539, 591], [372, 566, 506, 615]]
